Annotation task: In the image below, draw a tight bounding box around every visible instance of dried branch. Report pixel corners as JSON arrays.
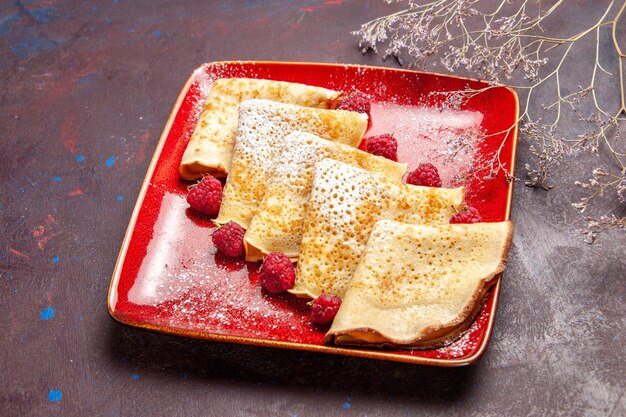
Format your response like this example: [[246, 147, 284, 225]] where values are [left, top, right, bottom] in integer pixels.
[[354, 0, 626, 241]]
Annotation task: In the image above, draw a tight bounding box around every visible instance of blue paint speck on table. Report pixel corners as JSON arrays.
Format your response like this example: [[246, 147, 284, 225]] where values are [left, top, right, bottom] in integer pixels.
[[105, 156, 117, 167], [52, 256, 60, 263], [0, 14, 20, 34], [78, 74, 95, 84], [116, 195, 123, 201], [75, 154, 85, 161], [40, 306, 56, 320], [30, 7, 57, 24], [53, 176, 61, 182], [48, 389, 62, 402], [10, 37, 57, 57], [343, 397, 352, 409], [153, 30, 161, 37], [132, 373, 139, 380]]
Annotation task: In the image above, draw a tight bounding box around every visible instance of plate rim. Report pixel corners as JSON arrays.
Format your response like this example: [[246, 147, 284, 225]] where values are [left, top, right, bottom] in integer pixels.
[[107, 60, 520, 367]]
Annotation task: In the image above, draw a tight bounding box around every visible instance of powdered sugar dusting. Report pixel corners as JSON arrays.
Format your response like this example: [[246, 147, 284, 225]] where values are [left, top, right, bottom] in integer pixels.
[[431, 306, 490, 358], [309, 159, 387, 229], [189, 65, 219, 123], [183, 63, 267, 146], [234, 99, 319, 174], [368, 103, 483, 186], [129, 193, 204, 305], [271, 131, 321, 179], [127, 191, 315, 341]]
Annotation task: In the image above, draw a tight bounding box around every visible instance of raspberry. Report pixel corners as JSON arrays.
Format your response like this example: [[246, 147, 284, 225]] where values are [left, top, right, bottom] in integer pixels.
[[450, 206, 482, 224], [259, 252, 295, 293], [406, 163, 442, 187], [362, 134, 398, 161], [358, 137, 369, 152], [212, 221, 245, 258], [337, 91, 371, 127], [311, 293, 342, 325], [187, 176, 222, 216]]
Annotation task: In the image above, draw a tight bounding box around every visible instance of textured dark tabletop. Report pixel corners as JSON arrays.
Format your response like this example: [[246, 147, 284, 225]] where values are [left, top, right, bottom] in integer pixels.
[[1, 1, 625, 416]]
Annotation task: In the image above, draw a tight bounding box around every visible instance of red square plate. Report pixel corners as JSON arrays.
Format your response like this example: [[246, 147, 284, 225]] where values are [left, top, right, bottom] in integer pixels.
[[108, 61, 518, 366]]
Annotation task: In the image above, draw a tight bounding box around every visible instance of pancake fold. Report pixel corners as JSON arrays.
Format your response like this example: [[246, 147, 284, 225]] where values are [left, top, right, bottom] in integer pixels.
[[292, 159, 464, 299], [325, 220, 514, 349], [244, 131, 407, 262], [214, 100, 368, 229], [179, 78, 342, 180]]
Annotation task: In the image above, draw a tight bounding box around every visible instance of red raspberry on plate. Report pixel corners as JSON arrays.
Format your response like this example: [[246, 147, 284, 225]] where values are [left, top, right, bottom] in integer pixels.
[[337, 91, 371, 127], [212, 221, 245, 258], [450, 206, 482, 224], [259, 252, 295, 293], [187, 175, 222, 216], [311, 293, 342, 325], [406, 163, 442, 187], [362, 134, 397, 161], [358, 137, 369, 152]]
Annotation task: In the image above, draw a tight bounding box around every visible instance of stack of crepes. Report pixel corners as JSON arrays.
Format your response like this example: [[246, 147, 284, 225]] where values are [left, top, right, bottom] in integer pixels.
[[295, 160, 512, 349], [179, 78, 346, 180], [213, 99, 369, 228], [244, 131, 407, 261], [180, 77, 513, 350]]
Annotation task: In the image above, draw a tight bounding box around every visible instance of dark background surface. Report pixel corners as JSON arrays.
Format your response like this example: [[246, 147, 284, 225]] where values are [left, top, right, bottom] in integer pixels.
[[1, 1, 624, 416]]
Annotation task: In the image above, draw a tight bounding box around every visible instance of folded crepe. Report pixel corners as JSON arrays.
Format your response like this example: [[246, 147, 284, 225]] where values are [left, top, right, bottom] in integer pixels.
[[179, 78, 342, 180], [244, 131, 407, 262], [325, 220, 514, 349], [292, 159, 464, 299], [214, 100, 368, 228]]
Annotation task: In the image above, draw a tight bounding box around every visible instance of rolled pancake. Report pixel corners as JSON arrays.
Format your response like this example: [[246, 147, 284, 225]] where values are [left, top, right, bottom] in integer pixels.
[[325, 220, 513, 349], [244, 131, 407, 262], [292, 159, 464, 299], [214, 100, 368, 228], [179, 78, 342, 180]]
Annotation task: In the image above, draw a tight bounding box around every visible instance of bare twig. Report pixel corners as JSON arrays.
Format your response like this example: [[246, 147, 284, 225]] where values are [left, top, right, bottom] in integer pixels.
[[354, 0, 626, 241]]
